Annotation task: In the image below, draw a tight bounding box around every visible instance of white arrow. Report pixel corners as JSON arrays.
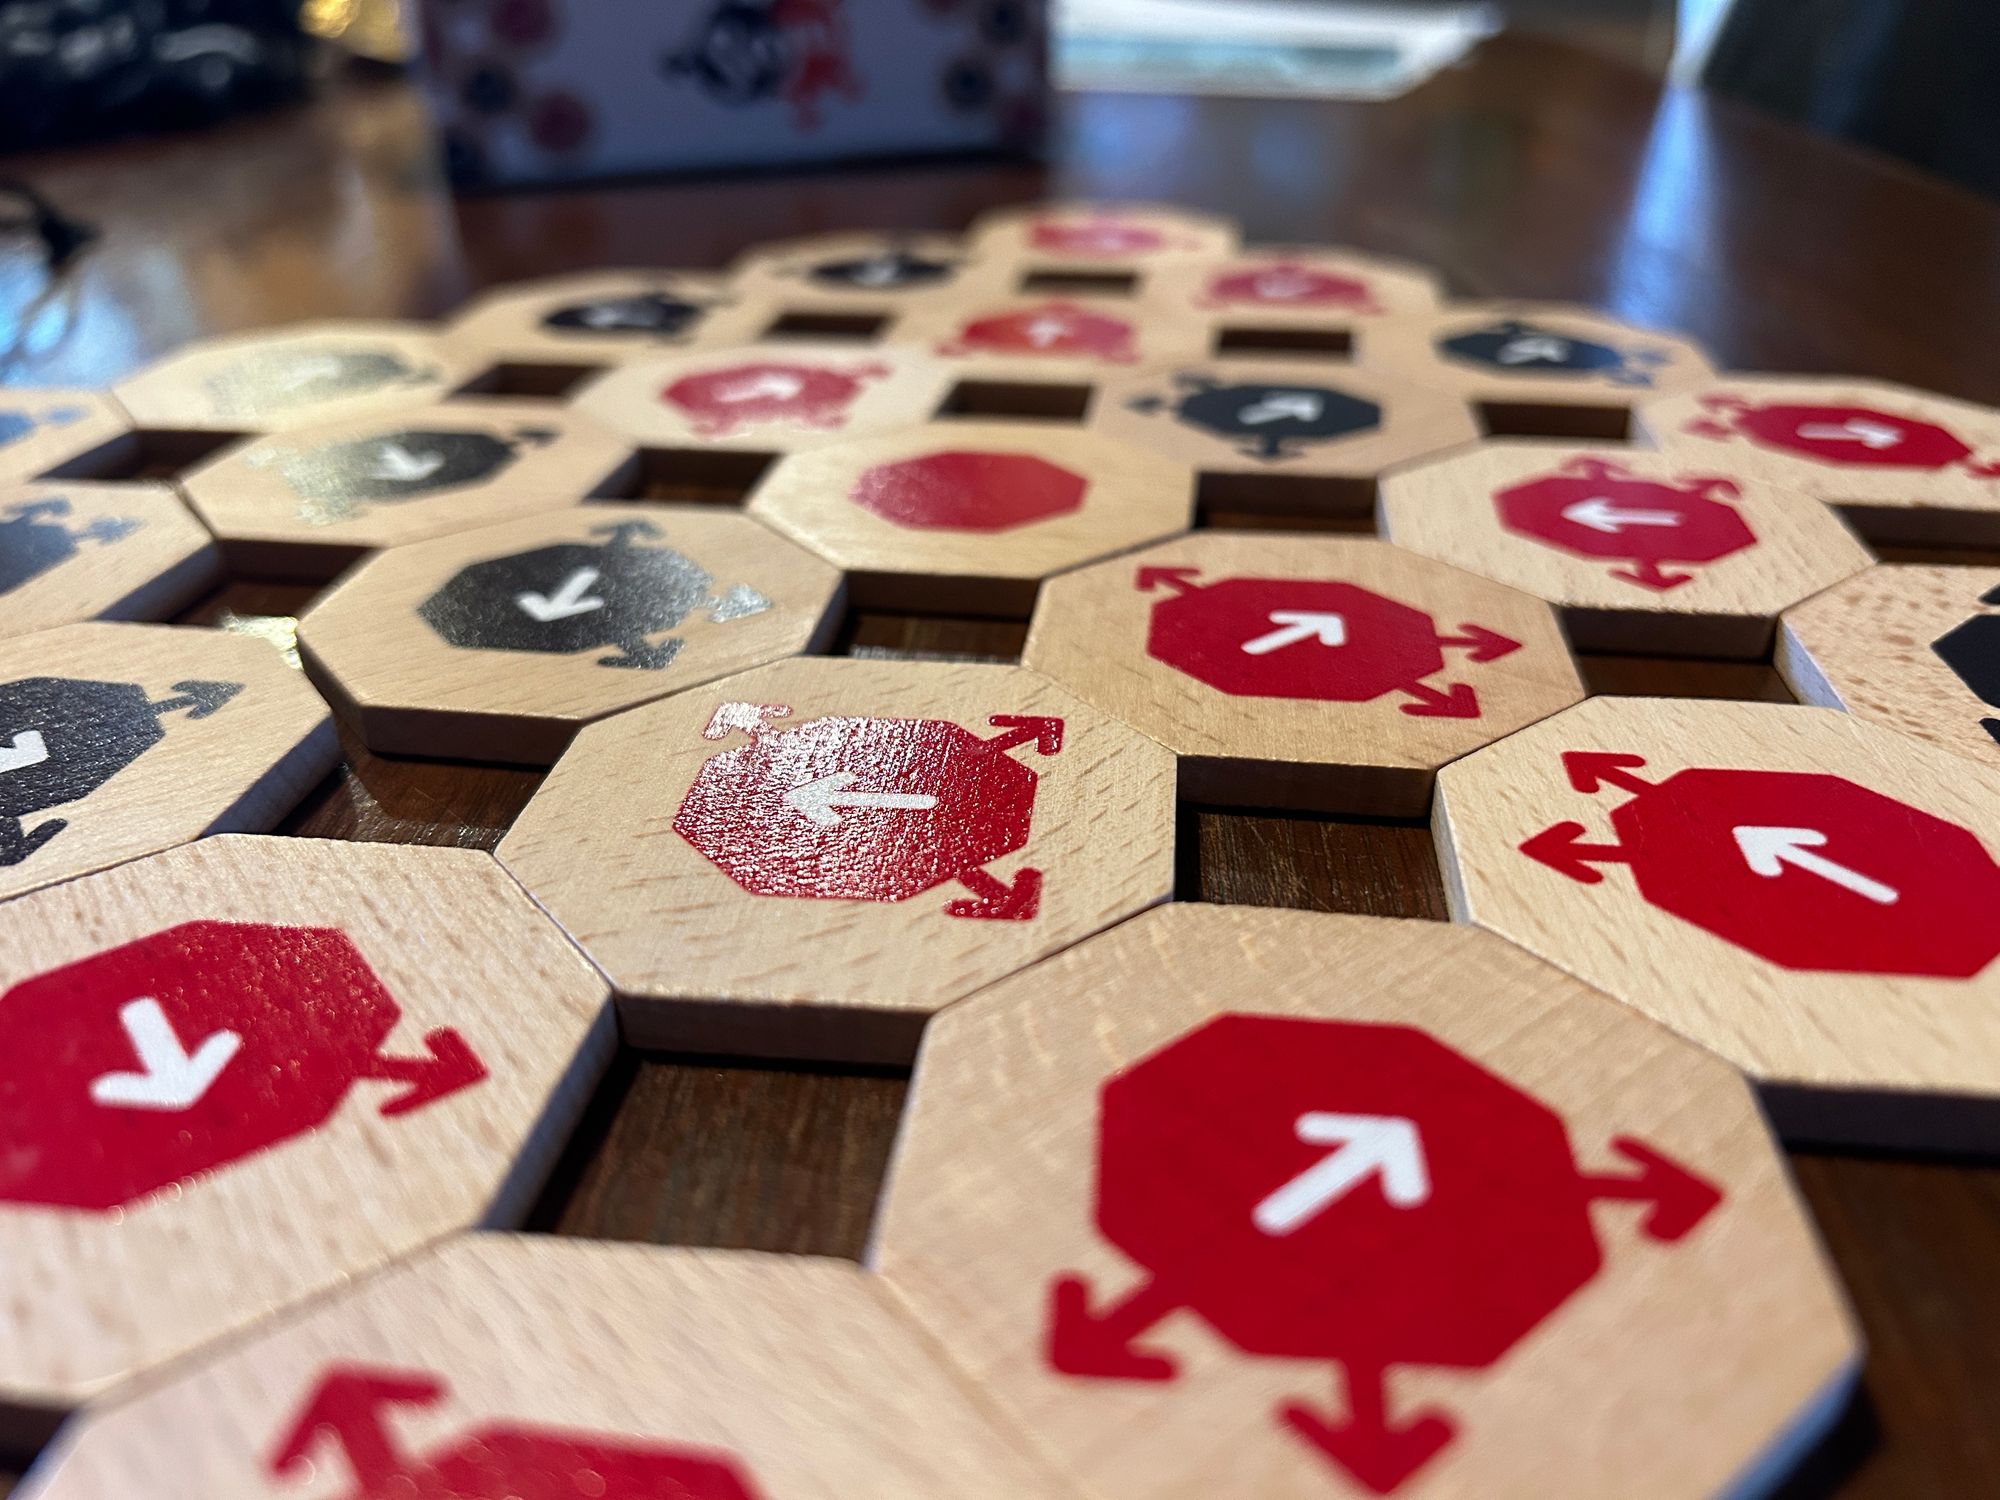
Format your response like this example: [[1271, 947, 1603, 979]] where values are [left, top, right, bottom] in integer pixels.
[[784, 770, 938, 828], [848, 257, 903, 287], [579, 303, 644, 328], [0, 730, 48, 774], [515, 567, 606, 622], [1797, 418, 1900, 450], [1253, 1111, 1431, 1236], [1498, 335, 1573, 365], [366, 441, 447, 483], [1022, 314, 1077, 348], [1250, 270, 1318, 301], [713, 371, 807, 403], [88, 998, 243, 1112], [1238, 391, 1325, 425], [1731, 825, 1900, 906], [1241, 610, 1347, 656], [276, 354, 346, 392], [1561, 496, 1684, 534]]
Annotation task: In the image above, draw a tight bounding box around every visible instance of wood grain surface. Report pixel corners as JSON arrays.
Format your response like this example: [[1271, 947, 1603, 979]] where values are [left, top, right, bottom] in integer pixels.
[[7, 32, 2000, 1497]]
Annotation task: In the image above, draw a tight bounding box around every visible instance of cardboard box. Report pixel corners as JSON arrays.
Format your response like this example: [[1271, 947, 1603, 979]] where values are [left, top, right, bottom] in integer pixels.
[[419, 0, 1048, 186]]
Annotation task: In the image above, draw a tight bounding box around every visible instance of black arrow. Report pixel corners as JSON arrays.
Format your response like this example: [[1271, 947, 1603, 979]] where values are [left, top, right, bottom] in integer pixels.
[[148, 680, 243, 720], [592, 520, 663, 548], [0, 817, 65, 866]]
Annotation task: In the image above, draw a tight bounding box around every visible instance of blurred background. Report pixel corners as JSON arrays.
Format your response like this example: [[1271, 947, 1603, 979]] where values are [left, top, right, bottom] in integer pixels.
[[1, 0, 1995, 196]]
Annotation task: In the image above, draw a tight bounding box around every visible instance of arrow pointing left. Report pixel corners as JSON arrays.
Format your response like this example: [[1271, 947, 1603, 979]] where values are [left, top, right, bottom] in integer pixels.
[[89, 998, 243, 1111], [784, 771, 938, 828], [1253, 1111, 1431, 1236], [0, 730, 48, 774]]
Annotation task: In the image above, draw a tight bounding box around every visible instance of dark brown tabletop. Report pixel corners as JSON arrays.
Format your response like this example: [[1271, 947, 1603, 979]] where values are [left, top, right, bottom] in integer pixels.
[[6, 32, 2000, 1497]]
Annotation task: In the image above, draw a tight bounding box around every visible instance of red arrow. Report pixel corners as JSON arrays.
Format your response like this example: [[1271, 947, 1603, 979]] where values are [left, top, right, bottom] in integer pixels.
[[1281, 1363, 1455, 1495], [1518, 821, 1632, 883], [1609, 560, 1696, 592], [1436, 624, 1520, 662], [984, 715, 1065, 756], [364, 1028, 488, 1117], [1398, 681, 1480, 718], [1580, 1136, 1724, 1243], [946, 867, 1042, 921], [268, 1366, 441, 1489], [1135, 565, 1200, 595], [1045, 1274, 1180, 1381], [1561, 750, 1654, 796]]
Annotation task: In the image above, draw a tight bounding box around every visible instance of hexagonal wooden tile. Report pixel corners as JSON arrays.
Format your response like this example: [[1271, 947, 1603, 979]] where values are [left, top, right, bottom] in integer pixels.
[[0, 485, 221, 639], [23, 1237, 1080, 1500], [298, 504, 841, 764], [1780, 564, 2000, 771], [893, 293, 1210, 384], [1435, 695, 2000, 1149], [573, 342, 957, 457], [1637, 376, 2000, 546], [967, 201, 1239, 282], [444, 268, 770, 366], [1024, 532, 1583, 814], [497, 657, 1176, 1064], [1148, 246, 1445, 332], [730, 230, 1008, 314], [0, 835, 613, 1436], [746, 422, 1195, 615], [1090, 359, 1479, 519], [0, 391, 137, 483], [1367, 303, 1714, 432], [0, 622, 336, 902], [871, 904, 1859, 1500], [1380, 442, 1873, 658], [178, 401, 636, 578], [113, 322, 471, 435]]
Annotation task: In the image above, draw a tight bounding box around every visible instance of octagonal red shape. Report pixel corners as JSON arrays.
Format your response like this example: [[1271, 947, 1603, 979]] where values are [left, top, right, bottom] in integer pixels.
[[1615, 768, 2000, 975], [1495, 467, 1756, 566], [1028, 219, 1167, 257], [949, 304, 1138, 362], [849, 450, 1088, 532], [1721, 403, 1973, 470], [674, 715, 1039, 903], [1146, 576, 1446, 701], [1094, 1013, 1603, 1369], [1204, 264, 1379, 312], [0, 921, 409, 1211], [662, 361, 878, 437]]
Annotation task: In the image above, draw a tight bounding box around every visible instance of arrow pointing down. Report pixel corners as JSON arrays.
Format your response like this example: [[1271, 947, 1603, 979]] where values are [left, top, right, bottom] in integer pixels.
[[1562, 496, 1683, 534], [0, 730, 48, 774], [366, 442, 448, 483], [1731, 825, 1899, 905], [89, 998, 242, 1111], [785, 771, 938, 828], [1253, 1111, 1431, 1236], [1241, 611, 1347, 656], [516, 567, 606, 622]]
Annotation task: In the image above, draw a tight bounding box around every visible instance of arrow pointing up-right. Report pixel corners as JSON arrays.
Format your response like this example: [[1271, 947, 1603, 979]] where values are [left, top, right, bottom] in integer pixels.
[[1253, 1111, 1430, 1236], [0, 730, 48, 775]]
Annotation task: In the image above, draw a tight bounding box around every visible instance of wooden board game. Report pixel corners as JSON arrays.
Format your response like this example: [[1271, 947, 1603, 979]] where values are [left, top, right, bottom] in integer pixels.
[[8, 183, 2000, 1498]]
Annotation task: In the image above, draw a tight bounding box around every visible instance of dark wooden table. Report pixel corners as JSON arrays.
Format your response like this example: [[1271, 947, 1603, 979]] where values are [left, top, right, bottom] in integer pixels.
[[8, 33, 2000, 1497]]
